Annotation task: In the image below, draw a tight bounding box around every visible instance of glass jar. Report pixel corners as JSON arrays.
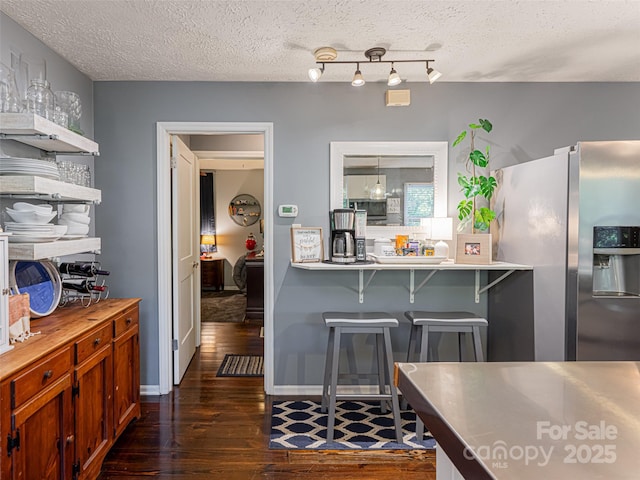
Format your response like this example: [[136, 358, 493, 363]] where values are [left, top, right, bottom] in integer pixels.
[[26, 79, 54, 120], [0, 62, 22, 113]]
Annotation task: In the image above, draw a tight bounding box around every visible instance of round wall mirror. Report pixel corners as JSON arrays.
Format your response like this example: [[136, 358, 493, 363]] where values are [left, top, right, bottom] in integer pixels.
[[228, 194, 261, 226]]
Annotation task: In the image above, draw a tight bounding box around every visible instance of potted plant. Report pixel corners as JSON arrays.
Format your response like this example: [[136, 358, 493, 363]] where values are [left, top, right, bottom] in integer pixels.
[[453, 118, 496, 264]]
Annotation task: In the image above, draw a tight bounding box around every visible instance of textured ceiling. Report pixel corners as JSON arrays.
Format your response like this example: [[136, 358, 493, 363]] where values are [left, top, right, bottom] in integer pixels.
[[1, 0, 639, 83]]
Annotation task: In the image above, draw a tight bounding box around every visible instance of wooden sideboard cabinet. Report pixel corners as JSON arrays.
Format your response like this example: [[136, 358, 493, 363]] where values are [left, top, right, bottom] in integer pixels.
[[0, 298, 140, 480]]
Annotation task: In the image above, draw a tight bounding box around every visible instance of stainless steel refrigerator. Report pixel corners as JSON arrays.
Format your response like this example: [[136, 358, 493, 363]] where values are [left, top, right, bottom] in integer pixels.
[[490, 141, 640, 361]]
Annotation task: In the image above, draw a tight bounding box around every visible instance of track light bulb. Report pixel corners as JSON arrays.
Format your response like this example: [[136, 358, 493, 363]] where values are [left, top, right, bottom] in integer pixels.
[[308, 66, 324, 82], [427, 67, 442, 84], [387, 67, 401, 86], [351, 68, 365, 87]]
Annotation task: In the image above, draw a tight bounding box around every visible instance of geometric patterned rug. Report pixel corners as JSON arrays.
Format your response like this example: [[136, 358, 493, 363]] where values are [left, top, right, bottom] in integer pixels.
[[269, 400, 435, 450]]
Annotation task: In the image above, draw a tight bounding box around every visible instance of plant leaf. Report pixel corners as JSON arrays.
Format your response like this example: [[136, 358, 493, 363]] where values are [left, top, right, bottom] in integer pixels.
[[479, 119, 493, 133], [452, 130, 467, 147], [478, 175, 498, 200], [458, 173, 480, 199], [474, 207, 496, 231], [469, 149, 488, 168], [457, 199, 473, 221], [469, 123, 481, 129]]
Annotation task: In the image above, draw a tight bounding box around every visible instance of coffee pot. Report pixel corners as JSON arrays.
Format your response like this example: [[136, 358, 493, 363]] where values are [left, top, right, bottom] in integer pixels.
[[330, 209, 357, 263]]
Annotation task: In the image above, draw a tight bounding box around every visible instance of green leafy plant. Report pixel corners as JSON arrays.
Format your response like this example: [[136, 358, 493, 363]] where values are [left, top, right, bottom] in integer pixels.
[[453, 118, 497, 233]]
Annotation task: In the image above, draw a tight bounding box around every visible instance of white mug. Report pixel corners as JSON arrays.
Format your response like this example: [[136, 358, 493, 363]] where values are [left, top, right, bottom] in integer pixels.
[[380, 245, 396, 256]]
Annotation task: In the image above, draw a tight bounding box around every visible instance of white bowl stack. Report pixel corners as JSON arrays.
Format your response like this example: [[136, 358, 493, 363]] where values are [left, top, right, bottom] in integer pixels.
[[58, 204, 91, 237], [4, 202, 66, 242]]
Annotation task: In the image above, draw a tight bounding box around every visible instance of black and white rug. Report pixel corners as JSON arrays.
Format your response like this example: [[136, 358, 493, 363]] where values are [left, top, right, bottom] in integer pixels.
[[216, 354, 264, 377], [270, 400, 435, 450]]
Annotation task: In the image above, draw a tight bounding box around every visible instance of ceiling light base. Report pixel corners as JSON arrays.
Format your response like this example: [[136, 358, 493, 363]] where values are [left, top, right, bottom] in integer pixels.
[[385, 89, 411, 106], [364, 47, 387, 61], [313, 47, 338, 62]]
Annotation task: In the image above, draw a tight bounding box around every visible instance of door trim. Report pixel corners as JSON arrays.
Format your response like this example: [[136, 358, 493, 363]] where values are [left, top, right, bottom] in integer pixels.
[[156, 122, 274, 395]]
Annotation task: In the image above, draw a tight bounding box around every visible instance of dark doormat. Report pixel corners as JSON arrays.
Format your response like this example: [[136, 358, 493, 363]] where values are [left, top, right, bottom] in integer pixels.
[[216, 354, 264, 377], [269, 400, 435, 450]]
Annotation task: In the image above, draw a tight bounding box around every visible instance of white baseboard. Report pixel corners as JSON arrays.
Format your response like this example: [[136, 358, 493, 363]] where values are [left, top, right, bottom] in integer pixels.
[[141, 384, 162, 396]]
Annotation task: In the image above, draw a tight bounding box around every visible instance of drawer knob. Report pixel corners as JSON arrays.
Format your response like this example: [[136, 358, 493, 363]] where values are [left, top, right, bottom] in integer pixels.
[[94, 338, 102, 346], [126, 317, 132, 325], [66, 435, 75, 445], [43, 370, 53, 380]]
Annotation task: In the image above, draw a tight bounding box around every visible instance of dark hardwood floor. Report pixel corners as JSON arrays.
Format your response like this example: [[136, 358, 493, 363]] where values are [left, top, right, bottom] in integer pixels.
[[99, 321, 436, 479]]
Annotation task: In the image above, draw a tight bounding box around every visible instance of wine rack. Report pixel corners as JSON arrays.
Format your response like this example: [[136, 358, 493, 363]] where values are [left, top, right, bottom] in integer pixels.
[[58, 261, 110, 307]]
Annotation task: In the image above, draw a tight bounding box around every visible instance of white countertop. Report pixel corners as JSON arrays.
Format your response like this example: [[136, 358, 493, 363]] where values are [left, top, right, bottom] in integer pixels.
[[291, 259, 532, 271]]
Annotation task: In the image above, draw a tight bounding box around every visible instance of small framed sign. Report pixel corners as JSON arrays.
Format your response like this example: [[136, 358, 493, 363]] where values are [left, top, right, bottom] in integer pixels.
[[455, 233, 492, 265], [291, 227, 324, 263]]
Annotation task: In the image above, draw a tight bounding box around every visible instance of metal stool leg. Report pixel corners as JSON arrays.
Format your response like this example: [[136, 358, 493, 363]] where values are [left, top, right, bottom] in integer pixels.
[[326, 326, 342, 443], [472, 326, 484, 362], [382, 327, 403, 443], [458, 332, 465, 362], [321, 327, 335, 412], [376, 333, 388, 413]]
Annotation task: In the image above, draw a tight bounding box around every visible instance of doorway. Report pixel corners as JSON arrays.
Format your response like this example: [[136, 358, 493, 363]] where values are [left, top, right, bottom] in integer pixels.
[[156, 122, 274, 395]]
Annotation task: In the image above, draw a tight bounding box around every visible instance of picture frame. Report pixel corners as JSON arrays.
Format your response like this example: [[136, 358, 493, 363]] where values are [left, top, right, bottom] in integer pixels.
[[455, 233, 492, 265], [290, 227, 324, 263]]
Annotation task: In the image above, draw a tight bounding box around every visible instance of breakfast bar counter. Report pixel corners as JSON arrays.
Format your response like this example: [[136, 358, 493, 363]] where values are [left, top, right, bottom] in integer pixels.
[[291, 260, 531, 303], [395, 361, 640, 479]]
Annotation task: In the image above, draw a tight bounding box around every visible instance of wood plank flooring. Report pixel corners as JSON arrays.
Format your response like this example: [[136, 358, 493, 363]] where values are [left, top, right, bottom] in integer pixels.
[[99, 321, 436, 479]]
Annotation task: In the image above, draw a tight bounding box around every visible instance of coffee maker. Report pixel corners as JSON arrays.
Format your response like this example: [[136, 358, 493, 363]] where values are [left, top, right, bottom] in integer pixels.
[[330, 209, 356, 263]]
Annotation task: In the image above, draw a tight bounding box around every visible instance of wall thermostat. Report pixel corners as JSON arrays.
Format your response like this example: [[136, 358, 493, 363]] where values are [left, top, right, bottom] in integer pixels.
[[278, 204, 298, 217]]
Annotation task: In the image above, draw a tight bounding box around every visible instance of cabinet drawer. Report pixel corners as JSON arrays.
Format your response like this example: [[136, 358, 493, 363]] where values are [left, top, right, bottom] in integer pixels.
[[113, 305, 139, 338], [10, 347, 71, 409], [75, 323, 112, 364]]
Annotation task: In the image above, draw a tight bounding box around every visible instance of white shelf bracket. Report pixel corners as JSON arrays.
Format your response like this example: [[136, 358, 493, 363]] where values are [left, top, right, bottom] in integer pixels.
[[358, 269, 377, 303], [410, 269, 439, 303], [475, 269, 516, 303]]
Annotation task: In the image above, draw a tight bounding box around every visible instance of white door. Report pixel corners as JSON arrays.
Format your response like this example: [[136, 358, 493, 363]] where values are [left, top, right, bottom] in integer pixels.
[[171, 135, 200, 384]]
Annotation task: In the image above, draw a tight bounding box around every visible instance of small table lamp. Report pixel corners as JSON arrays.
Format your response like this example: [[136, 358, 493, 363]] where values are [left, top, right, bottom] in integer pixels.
[[201, 234, 216, 258], [430, 217, 453, 258]]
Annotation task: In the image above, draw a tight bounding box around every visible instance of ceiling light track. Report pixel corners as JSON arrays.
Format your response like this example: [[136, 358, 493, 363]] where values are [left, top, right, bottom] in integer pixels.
[[308, 46, 442, 86]]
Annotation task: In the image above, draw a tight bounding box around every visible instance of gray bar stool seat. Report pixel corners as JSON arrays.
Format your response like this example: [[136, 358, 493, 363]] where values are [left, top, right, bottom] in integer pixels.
[[404, 310, 488, 439], [321, 312, 403, 443]]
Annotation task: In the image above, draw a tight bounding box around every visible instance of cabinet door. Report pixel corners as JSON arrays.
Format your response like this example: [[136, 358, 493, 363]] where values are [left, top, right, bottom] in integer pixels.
[[113, 307, 140, 438], [74, 342, 113, 480], [8, 375, 74, 480]]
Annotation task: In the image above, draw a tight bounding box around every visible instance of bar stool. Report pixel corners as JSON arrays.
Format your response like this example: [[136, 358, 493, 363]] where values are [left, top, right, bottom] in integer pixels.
[[404, 311, 488, 439], [321, 312, 403, 443]]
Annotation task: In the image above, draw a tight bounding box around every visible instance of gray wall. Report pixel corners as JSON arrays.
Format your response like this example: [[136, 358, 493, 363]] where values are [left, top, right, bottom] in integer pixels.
[[4, 11, 640, 388], [93, 80, 640, 387]]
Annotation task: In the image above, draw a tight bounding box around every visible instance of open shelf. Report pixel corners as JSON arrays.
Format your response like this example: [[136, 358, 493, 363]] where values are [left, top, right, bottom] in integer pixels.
[[7, 237, 101, 260], [0, 175, 101, 203], [0, 112, 99, 154]]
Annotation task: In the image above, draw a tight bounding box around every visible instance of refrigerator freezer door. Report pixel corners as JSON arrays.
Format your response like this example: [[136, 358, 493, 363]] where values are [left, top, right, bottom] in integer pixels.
[[574, 141, 640, 360]]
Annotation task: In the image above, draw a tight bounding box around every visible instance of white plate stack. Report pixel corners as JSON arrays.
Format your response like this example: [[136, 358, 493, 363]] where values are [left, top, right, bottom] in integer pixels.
[[58, 204, 91, 238], [4, 202, 66, 242], [0, 157, 60, 180]]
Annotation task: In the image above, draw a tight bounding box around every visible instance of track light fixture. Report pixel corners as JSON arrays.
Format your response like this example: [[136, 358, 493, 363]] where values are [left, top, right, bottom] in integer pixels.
[[351, 63, 365, 87], [308, 46, 441, 86], [387, 63, 401, 86], [308, 64, 324, 82], [427, 66, 442, 84]]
